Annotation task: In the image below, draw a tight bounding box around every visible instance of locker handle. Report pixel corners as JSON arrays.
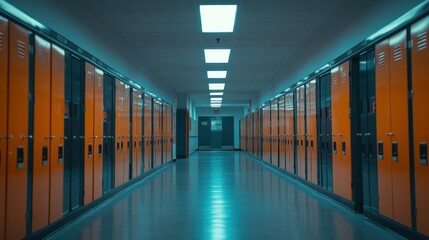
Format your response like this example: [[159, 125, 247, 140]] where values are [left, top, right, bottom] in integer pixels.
[[117, 142, 120, 150], [392, 142, 398, 162], [339, 133, 343, 137], [333, 141, 337, 154], [357, 133, 362, 136], [98, 144, 102, 156], [310, 140, 314, 149], [17, 146, 24, 168], [58, 145, 64, 163], [88, 144, 93, 158], [42, 146, 48, 166], [419, 142, 427, 165], [386, 132, 395, 136], [377, 142, 383, 160], [20, 135, 33, 140], [121, 142, 124, 150]]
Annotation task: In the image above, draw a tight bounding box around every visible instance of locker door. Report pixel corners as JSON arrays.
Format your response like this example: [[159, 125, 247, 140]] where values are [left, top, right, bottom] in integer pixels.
[[271, 100, 278, 166], [131, 89, 137, 178], [137, 91, 143, 175], [6, 23, 30, 240], [278, 96, 286, 170], [123, 85, 131, 181], [50, 45, 65, 223], [411, 16, 429, 236], [63, 54, 84, 214], [307, 80, 318, 184], [285, 93, 294, 173], [102, 74, 114, 193], [297, 86, 306, 179], [376, 31, 411, 227], [358, 50, 378, 211], [0, 16, 8, 240], [32, 35, 51, 232], [144, 94, 152, 172], [339, 61, 352, 200], [84, 63, 95, 205], [331, 67, 341, 194], [114, 79, 123, 187], [93, 68, 103, 200]]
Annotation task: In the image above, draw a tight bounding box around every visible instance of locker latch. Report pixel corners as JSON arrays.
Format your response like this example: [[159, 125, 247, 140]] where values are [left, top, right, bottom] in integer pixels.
[[42, 146, 48, 166], [88, 144, 93, 158], [378, 142, 383, 160], [333, 141, 337, 154], [17, 146, 24, 169], [58, 145, 64, 163], [342, 141, 346, 155], [392, 142, 398, 162], [98, 144, 103, 156], [419, 142, 427, 166]]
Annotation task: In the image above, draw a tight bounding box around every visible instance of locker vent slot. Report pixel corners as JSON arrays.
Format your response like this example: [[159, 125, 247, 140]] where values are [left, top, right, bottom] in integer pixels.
[[341, 71, 347, 80], [417, 32, 427, 51], [393, 45, 402, 62], [40, 49, 48, 65], [378, 52, 385, 67], [17, 40, 26, 59], [0, 32, 3, 51], [56, 57, 63, 71]]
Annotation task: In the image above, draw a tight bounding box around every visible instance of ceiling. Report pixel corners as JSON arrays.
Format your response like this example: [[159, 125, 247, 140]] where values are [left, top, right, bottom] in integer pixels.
[[10, 0, 423, 108]]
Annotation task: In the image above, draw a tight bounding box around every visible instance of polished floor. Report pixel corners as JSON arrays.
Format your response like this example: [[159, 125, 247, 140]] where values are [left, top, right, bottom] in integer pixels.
[[48, 151, 403, 240]]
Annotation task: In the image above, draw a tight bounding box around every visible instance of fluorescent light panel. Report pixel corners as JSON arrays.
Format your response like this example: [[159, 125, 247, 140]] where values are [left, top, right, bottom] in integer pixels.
[[209, 83, 225, 90], [204, 49, 231, 63], [210, 92, 223, 96], [211, 97, 222, 101], [200, 5, 237, 33], [207, 71, 227, 78], [211, 104, 222, 108]]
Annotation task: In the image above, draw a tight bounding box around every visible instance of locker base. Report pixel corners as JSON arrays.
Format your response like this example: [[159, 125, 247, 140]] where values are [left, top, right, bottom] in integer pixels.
[[363, 207, 428, 240], [27, 160, 175, 240]]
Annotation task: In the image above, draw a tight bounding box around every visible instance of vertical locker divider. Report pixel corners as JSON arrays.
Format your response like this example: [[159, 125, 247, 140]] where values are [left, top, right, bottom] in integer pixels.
[[114, 79, 123, 187], [32, 35, 51, 232], [297, 86, 306, 179], [49, 44, 65, 223], [137, 91, 143, 176], [83, 62, 95, 205], [286, 93, 294, 173], [271, 100, 278, 166], [6, 22, 30, 240], [0, 16, 8, 239], [144, 94, 152, 172], [411, 16, 429, 236], [310, 80, 318, 184], [132, 89, 138, 178], [93, 68, 103, 200], [279, 96, 286, 169]]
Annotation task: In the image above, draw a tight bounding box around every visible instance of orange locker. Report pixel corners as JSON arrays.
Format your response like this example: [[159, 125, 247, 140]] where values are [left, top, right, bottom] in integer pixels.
[[331, 67, 341, 194], [49, 44, 65, 223], [285, 93, 295, 173], [136, 91, 143, 176], [114, 79, 124, 187], [162, 104, 167, 164], [271, 100, 278, 166], [296, 86, 306, 179], [132, 89, 138, 178], [0, 16, 8, 240], [84, 62, 95, 205], [306, 80, 318, 184], [339, 62, 352, 199], [93, 68, 103, 200], [166, 106, 172, 162], [278, 96, 286, 169], [263, 104, 270, 163], [154, 101, 162, 168], [376, 31, 411, 227], [331, 62, 352, 200], [123, 85, 131, 182], [144, 94, 152, 172], [6, 22, 30, 240], [411, 16, 429, 236], [32, 35, 51, 232]]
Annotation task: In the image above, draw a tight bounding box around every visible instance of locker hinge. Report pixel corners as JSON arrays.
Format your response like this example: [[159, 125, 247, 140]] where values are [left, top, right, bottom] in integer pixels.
[[409, 90, 413, 99]]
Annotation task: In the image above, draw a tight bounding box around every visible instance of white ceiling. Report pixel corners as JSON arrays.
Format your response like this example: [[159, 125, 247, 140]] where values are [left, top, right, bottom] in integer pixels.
[[9, 0, 423, 108]]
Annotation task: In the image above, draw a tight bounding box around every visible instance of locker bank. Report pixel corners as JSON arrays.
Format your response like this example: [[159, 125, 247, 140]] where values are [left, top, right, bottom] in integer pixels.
[[0, 0, 429, 239]]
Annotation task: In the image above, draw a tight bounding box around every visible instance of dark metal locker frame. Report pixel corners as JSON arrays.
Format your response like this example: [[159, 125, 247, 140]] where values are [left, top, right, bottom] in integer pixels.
[[102, 74, 115, 194], [293, 91, 298, 174]]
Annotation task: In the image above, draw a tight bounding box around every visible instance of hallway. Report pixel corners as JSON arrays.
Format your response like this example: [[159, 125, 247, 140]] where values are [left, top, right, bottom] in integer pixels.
[[48, 151, 402, 240]]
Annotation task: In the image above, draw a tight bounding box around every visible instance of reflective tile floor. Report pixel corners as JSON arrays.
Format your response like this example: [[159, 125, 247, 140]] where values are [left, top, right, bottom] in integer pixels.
[[48, 151, 403, 240]]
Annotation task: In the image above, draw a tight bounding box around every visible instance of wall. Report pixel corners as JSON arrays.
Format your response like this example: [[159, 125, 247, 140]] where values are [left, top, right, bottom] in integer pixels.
[[196, 107, 246, 149]]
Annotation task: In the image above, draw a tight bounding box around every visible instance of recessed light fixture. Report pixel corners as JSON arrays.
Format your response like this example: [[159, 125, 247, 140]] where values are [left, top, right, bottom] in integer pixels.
[[209, 83, 225, 90], [211, 103, 222, 108], [211, 97, 222, 101], [211, 100, 222, 104], [204, 49, 231, 63], [207, 71, 227, 78], [210, 92, 224, 96], [200, 5, 237, 33]]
